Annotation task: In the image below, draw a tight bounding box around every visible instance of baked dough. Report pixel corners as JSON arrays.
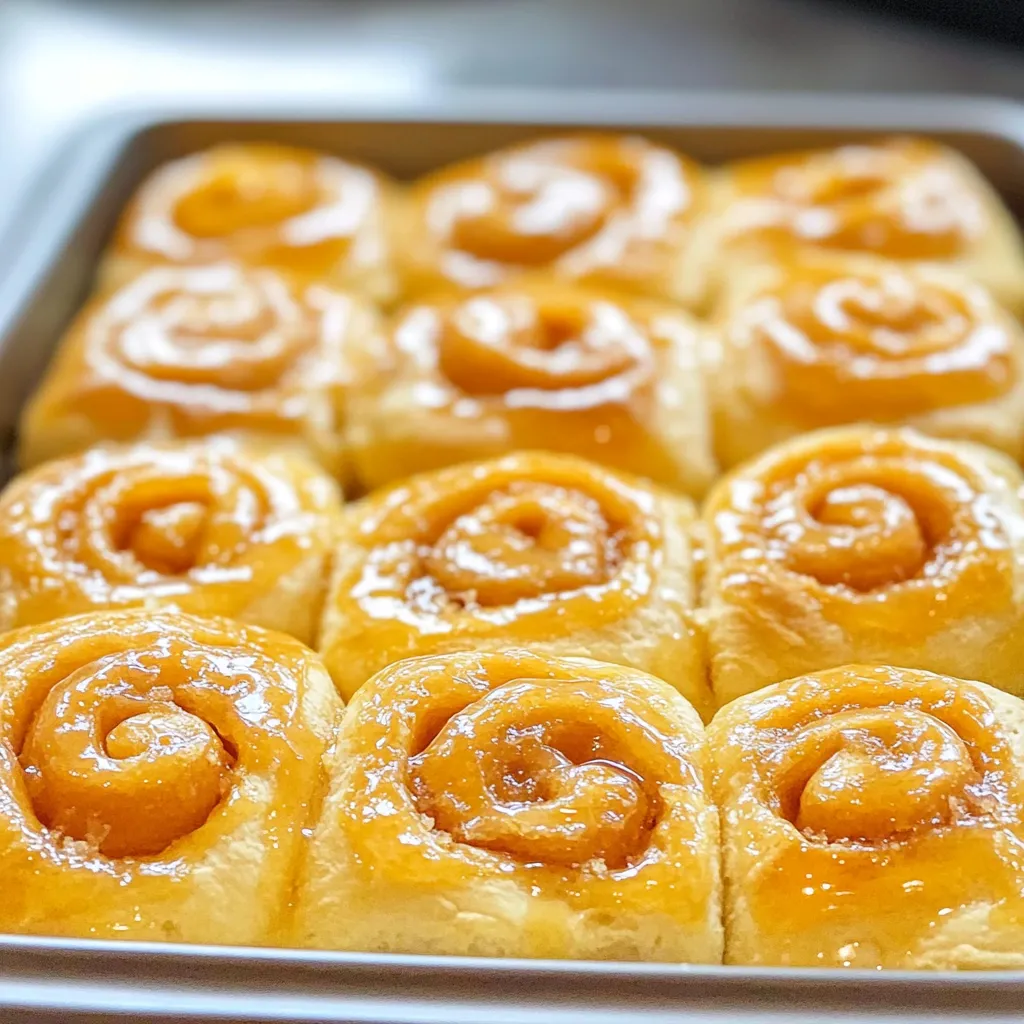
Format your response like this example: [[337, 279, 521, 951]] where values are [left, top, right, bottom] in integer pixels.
[[293, 649, 722, 961], [319, 451, 711, 716], [0, 609, 342, 944], [348, 281, 716, 495], [101, 142, 397, 303], [0, 440, 343, 645], [18, 262, 387, 481], [706, 137, 1024, 313], [701, 425, 1024, 707], [708, 254, 1024, 467], [709, 664, 1024, 969], [397, 133, 711, 308]]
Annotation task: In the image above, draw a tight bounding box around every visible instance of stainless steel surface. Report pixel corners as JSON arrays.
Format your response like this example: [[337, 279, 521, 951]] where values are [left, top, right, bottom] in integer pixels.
[[3, 934, 1024, 1023], [4, 0, 1024, 255], [1, 94, 1024, 1020]]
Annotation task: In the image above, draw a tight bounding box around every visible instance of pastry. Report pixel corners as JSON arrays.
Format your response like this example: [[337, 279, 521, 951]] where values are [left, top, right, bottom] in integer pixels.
[[319, 451, 710, 715], [0, 609, 341, 944], [348, 282, 716, 495], [709, 664, 1024, 969], [293, 649, 722, 961], [397, 133, 711, 308], [18, 262, 387, 479], [707, 137, 1024, 312], [701, 426, 1024, 707], [101, 142, 397, 303], [0, 440, 342, 645], [709, 255, 1024, 466]]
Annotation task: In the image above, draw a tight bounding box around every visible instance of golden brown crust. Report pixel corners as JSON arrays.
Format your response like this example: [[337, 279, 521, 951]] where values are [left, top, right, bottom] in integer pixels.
[[347, 282, 716, 495], [701, 426, 1024, 707], [102, 143, 398, 303], [318, 451, 710, 715], [704, 138, 1024, 313], [293, 649, 722, 960], [709, 664, 1024, 969], [396, 134, 711, 308], [0, 441, 343, 645], [18, 263, 387, 481], [708, 254, 1024, 467], [0, 609, 342, 944]]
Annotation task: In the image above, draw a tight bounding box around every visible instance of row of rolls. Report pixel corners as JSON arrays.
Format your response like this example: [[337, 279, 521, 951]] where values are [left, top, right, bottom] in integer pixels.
[[5, 607, 1024, 970], [4, 429, 1024, 714], [8, 131, 1024, 970], [3, 429, 1024, 968], [19, 135, 1024, 493]]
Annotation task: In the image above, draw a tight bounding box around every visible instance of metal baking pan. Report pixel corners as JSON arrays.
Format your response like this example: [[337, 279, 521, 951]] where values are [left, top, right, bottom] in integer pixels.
[[1, 91, 1024, 1022]]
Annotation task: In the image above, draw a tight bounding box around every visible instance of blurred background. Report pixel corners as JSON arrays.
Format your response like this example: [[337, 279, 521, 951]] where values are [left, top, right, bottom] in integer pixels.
[[2, 0, 1023, 242]]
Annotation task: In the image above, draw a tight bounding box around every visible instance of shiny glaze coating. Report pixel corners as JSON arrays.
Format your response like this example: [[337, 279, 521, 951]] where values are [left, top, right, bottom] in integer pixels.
[[319, 451, 709, 713], [105, 143, 396, 301], [18, 263, 386, 477], [717, 138, 986, 261], [294, 649, 722, 960], [399, 134, 708, 306], [709, 665, 1024, 968], [348, 282, 715, 495], [0, 441, 342, 644], [710, 256, 1024, 466], [702, 426, 1024, 706], [0, 610, 341, 943]]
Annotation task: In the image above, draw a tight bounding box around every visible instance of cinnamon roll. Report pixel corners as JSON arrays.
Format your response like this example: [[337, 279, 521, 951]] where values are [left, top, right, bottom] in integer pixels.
[[709, 256, 1024, 466], [709, 664, 1024, 969], [319, 451, 710, 715], [348, 282, 716, 495], [0, 610, 341, 945], [293, 649, 722, 961], [702, 426, 1024, 707], [18, 263, 387, 479], [398, 134, 710, 308], [0, 441, 342, 645], [708, 138, 1024, 312], [102, 143, 397, 303]]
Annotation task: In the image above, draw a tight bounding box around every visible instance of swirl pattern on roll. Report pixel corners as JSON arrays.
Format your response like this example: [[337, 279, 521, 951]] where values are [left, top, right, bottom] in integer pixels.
[[715, 428, 1008, 594], [18, 262, 384, 474], [350, 284, 715, 494], [709, 665, 1024, 968], [107, 143, 392, 295], [94, 264, 349, 425], [727, 262, 1019, 421], [719, 138, 987, 260], [294, 650, 722, 960], [320, 452, 708, 711], [0, 442, 341, 643], [0, 610, 340, 943], [702, 426, 1024, 705], [403, 134, 705, 301]]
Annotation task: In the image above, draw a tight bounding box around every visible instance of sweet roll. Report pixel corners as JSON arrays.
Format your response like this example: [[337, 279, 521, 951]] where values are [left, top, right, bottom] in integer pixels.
[[293, 649, 722, 960], [0, 610, 341, 944], [709, 665, 1024, 968]]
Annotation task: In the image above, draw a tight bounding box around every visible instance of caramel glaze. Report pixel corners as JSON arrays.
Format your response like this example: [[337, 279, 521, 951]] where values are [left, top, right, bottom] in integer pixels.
[[320, 451, 707, 715], [707, 427, 1017, 641], [725, 261, 1019, 424], [110, 143, 387, 283], [0, 442, 341, 638], [332, 650, 717, 955], [358, 283, 706, 491], [0, 610, 340, 942], [709, 665, 1024, 968], [403, 134, 705, 299], [19, 262, 385, 475], [720, 138, 987, 261]]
